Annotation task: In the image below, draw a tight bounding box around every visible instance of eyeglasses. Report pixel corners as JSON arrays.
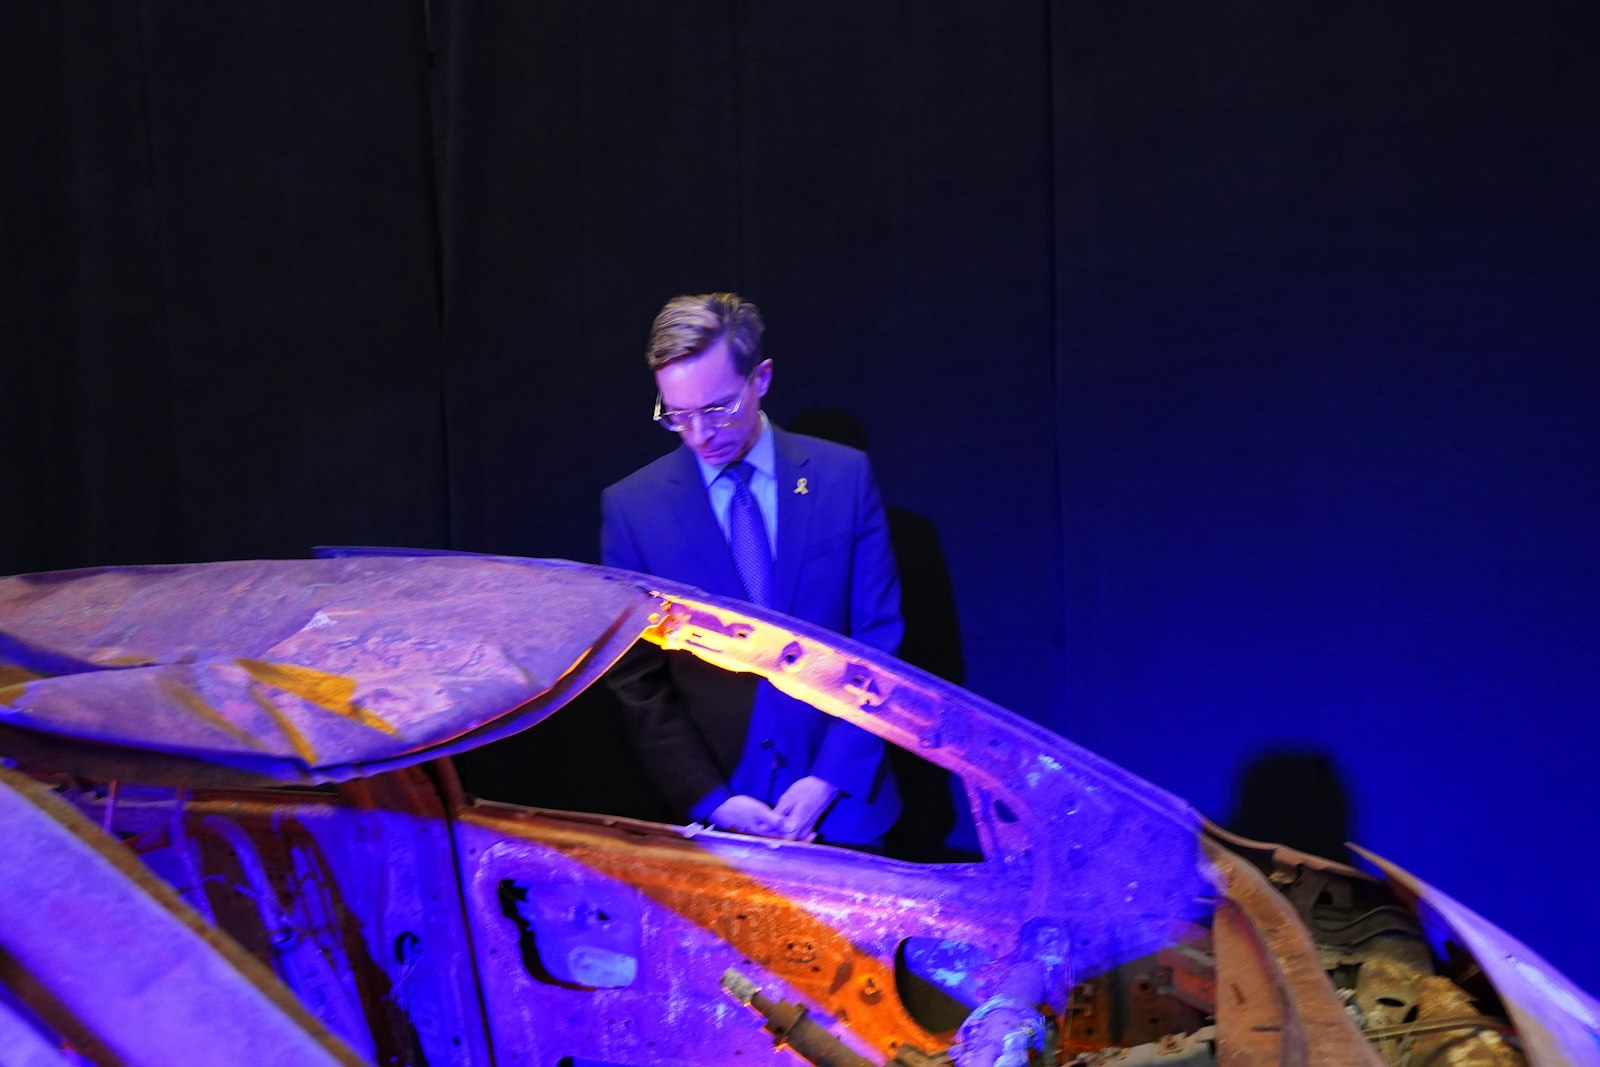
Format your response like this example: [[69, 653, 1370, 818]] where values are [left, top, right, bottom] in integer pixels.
[[653, 372, 755, 433]]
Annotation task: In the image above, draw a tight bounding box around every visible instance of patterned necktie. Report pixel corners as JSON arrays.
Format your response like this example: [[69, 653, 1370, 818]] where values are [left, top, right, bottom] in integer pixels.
[[724, 461, 772, 607]]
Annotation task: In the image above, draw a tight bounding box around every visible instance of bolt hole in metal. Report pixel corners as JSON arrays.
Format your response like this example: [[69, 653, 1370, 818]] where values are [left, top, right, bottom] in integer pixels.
[[393, 931, 420, 964]]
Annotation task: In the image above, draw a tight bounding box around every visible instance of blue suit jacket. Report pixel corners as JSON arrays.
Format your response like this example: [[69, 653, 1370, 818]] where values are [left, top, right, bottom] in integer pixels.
[[601, 427, 902, 844]]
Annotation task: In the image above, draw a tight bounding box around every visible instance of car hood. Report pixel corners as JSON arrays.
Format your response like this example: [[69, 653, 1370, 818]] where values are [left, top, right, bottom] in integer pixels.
[[0, 555, 656, 785]]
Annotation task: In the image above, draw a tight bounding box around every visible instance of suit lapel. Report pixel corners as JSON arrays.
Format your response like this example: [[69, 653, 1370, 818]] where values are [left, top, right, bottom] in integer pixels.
[[664, 445, 746, 597], [771, 429, 815, 615]]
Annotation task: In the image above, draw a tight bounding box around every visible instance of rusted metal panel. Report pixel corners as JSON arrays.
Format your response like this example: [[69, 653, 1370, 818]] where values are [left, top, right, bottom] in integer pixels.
[[0, 765, 361, 1067], [1204, 839, 1383, 1067], [68, 767, 496, 1065], [0, 557, 655, 784], [454, 806, 937, 1064]]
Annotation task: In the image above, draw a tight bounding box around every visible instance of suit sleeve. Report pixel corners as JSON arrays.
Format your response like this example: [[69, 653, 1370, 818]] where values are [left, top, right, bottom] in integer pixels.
[[845, 455, 904, 656], [600, 487, 732, 821], [811, 455, 903, 793]]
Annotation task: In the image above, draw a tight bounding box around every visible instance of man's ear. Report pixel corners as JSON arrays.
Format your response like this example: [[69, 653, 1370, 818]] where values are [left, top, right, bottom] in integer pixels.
[[754, 359, 774, 397]]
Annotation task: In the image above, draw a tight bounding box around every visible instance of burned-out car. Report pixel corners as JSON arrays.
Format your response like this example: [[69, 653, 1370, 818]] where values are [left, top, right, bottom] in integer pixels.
[[1, 553, 1596, 1066]]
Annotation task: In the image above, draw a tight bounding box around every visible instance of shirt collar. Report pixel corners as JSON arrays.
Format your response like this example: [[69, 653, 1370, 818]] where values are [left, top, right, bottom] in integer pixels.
[[695, 413, 775, 488]]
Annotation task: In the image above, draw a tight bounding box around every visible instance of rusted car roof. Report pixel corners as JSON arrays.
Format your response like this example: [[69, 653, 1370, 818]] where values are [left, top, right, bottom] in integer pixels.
[[0, 556, 654, 785]]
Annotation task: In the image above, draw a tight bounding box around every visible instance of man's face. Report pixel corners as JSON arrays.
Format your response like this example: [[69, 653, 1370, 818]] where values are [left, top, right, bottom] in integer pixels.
[[654, 340, 771, 467]]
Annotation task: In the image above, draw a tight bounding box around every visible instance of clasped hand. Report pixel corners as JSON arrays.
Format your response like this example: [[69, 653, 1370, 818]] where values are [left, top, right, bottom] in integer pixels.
[[709, 776, 839, 841]]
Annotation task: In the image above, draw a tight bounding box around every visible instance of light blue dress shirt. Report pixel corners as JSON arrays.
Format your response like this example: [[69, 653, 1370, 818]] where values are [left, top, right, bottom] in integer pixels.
[[694, 414, 778, 554]]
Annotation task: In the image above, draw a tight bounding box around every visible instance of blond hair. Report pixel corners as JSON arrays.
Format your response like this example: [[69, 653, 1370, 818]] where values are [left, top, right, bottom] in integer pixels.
[[646, 293, 766, 373]]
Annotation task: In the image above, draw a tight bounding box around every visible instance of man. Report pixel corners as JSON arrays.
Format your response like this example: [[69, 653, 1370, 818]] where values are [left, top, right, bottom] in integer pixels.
[[601, 292, 902, 846]]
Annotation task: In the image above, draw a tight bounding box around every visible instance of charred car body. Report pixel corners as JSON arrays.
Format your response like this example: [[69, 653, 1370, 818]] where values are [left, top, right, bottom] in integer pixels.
[[0, 553, 1596, 1066]]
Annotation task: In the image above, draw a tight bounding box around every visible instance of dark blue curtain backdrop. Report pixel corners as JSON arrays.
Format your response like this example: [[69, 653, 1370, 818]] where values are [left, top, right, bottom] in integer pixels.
[[5, 2, 1598, 993], [1052, 2, 1600, 998]]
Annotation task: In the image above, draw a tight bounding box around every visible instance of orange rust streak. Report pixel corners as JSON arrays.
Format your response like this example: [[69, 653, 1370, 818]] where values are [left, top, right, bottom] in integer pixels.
[[235, 659, 400, 737], [0, 666, 49, 691], [464, 810, 930, 1057], [248, 687, 319, 767], [157, 675, 269, 750], [0, 668, 48, 694]]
